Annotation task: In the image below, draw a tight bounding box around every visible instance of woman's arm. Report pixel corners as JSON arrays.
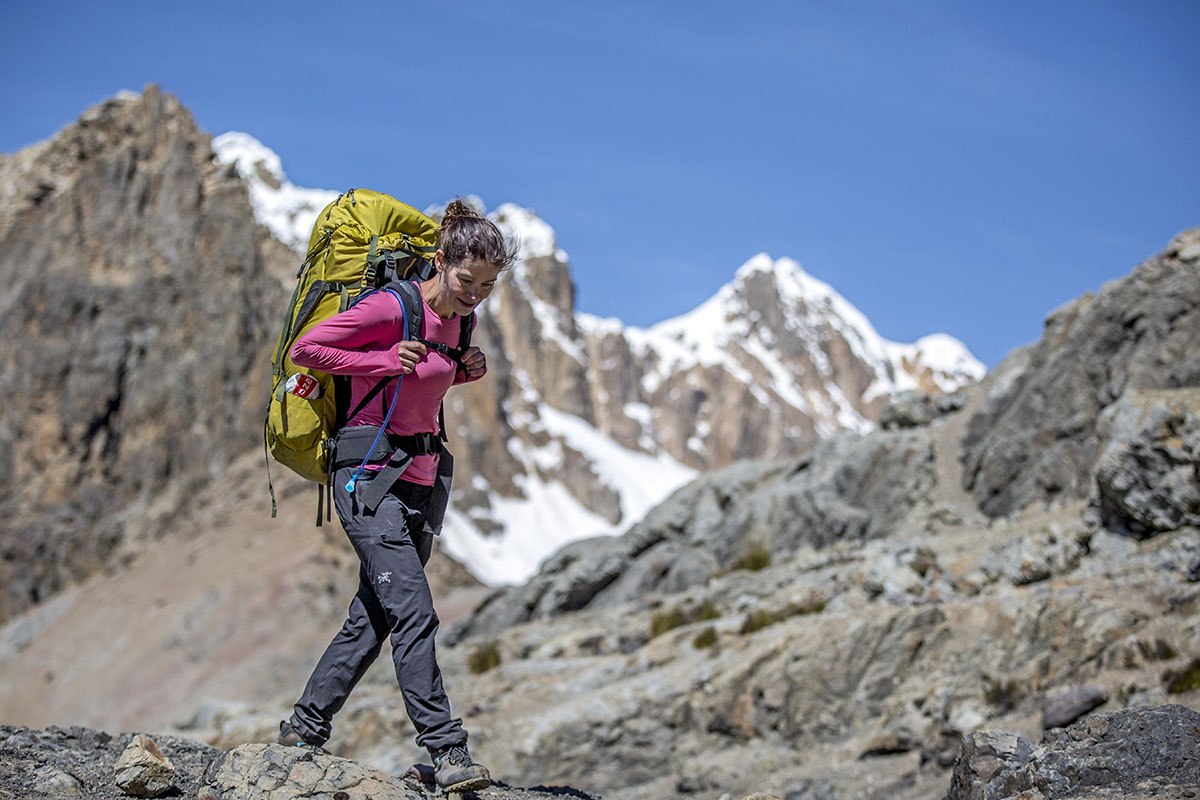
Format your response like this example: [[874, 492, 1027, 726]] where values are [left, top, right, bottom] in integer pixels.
[[291, 292, 409, 377]]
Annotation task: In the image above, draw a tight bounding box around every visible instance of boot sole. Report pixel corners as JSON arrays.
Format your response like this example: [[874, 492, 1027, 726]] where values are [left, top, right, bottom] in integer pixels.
[[442, 775, 491, 793]]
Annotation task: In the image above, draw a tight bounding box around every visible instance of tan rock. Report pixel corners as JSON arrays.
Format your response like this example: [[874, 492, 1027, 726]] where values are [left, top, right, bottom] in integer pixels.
[[114, 734, 175, 798]]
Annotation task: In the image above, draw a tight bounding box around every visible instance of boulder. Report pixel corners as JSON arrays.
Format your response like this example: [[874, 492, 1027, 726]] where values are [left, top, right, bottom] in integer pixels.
[[114, 734, 176, 797], [198, 744, 424, 800], [944, 704, 1200, 799], [1039, 685, 1108, 729], [1086, 390, 1200, 538]]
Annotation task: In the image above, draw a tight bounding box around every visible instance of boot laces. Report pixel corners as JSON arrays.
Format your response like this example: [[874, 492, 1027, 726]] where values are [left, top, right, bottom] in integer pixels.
[[439, 745, 470, 766]]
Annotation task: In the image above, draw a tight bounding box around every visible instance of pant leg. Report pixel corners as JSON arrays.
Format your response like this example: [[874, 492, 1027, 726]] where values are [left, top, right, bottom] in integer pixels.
[[297, 468, 466, 752], [289, 561, 390, 744]]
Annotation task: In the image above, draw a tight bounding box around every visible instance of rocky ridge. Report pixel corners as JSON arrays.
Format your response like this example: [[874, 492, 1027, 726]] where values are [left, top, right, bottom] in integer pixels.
[[3, 705, 1198, 799], [962, 231, 1200, 518]]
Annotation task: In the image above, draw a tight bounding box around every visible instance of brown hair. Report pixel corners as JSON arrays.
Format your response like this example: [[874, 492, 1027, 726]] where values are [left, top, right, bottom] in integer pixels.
[[440, 198, 518, 270]]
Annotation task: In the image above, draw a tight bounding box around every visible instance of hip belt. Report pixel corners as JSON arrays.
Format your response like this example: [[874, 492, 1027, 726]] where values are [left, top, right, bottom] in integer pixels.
[[332, 425, 446, 517]]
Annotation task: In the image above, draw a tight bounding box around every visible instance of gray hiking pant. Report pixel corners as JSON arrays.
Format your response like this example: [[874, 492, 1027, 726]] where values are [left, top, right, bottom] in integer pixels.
[[288, 467, 467, 753]]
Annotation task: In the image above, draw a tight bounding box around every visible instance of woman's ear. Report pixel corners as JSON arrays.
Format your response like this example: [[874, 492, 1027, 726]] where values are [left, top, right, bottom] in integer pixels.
[[433, 249, 444, 269]]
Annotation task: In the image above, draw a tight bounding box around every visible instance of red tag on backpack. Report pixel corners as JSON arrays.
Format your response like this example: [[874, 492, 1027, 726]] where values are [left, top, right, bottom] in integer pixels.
[[285, 373, 321, 399]]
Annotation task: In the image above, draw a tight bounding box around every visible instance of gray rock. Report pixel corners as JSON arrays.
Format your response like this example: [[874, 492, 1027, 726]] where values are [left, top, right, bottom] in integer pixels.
[[1087, 392, 1200, 538], [33, 766, 83, 796], [944, 705, 1200, 800], [880, 389, 967, 430], [944, 729, 1035, 800], [198, 743, 423, 800], [784, 778, 839, 800], [1004, 525, 1089, 586], [1040, 685, 1108, 729]]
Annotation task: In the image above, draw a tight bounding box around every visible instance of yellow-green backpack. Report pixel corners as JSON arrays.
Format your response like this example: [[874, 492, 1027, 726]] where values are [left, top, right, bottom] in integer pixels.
[[264, 189, 440, 516]]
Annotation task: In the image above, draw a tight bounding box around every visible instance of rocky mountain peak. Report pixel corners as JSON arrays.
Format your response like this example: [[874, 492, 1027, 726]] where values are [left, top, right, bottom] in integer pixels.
[[0, 87, 294, 621]]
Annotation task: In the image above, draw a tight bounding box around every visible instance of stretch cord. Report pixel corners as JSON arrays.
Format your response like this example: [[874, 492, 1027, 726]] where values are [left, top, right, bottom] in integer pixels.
[[344, 288, 407, 495], [343, 377, 401, 493]]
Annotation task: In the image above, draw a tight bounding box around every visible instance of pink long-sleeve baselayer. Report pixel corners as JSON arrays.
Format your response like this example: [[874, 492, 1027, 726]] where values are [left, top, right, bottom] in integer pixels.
[[290, 287, 481, 486]]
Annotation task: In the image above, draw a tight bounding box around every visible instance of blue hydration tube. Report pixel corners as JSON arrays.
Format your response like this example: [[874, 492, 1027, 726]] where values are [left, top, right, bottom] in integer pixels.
[[344, 288, 406, 495]]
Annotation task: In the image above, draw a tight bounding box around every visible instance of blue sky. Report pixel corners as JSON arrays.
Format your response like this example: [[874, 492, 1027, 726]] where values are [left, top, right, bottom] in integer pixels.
[[2, 1, 1197, 368]]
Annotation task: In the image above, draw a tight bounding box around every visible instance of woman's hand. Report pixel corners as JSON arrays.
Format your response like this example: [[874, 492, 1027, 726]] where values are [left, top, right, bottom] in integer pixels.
[[396, 341, 428, 374], [460, 346, 487, 379]]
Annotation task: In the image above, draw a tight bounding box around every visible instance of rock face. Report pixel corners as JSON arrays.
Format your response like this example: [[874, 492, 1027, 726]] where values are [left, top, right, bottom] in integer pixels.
[[962, 229, 1200, 517], [945, 705, 1200, 799], [1086, 389, 1200, 537], [0, 86, 294, 622]]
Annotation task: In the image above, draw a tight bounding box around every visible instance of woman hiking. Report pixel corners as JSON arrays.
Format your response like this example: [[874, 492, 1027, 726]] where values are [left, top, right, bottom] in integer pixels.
[[277, 199, 515, 793]]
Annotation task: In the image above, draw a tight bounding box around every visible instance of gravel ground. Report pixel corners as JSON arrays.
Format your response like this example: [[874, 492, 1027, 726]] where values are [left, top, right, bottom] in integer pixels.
[[0, 726, 218, 800]]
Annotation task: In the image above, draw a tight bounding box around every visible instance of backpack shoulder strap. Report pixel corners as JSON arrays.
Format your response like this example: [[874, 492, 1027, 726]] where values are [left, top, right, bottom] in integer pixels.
[[458, 311, 475, 350], [389, 279, 425, 342]]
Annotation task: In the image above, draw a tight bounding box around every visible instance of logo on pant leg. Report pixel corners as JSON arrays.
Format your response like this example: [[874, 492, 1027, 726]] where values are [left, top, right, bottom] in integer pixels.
[[376, 572, 392, 585]]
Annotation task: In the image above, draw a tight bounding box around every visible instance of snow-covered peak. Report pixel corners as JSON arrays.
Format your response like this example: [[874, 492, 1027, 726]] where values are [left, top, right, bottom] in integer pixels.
[[492, 202, 567, 262], [652, 253, 887, 360], [734, 253, 885, 347], [646, 252, 983, 413], [894, 333, 987, 381], [212, 131, 337, 253], [736, 252, 836, 305]]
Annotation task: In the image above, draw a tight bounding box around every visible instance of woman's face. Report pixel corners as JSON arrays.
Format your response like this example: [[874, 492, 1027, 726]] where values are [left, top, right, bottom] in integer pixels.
[[440, 256, 501, 316]]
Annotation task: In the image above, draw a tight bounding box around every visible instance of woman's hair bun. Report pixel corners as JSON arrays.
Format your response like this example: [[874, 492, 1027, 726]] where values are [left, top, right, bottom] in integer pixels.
[[442, 198, 483, 228], [438, 197, 518, 271]]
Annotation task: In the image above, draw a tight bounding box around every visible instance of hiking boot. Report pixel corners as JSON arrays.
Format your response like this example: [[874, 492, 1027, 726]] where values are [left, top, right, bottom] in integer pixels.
[[276, 719, 330, 755], [431, 744, 490, 792]]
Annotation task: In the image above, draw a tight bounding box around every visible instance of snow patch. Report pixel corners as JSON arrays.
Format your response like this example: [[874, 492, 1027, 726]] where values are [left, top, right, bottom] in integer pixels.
[[442, 407, 695, 585]]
